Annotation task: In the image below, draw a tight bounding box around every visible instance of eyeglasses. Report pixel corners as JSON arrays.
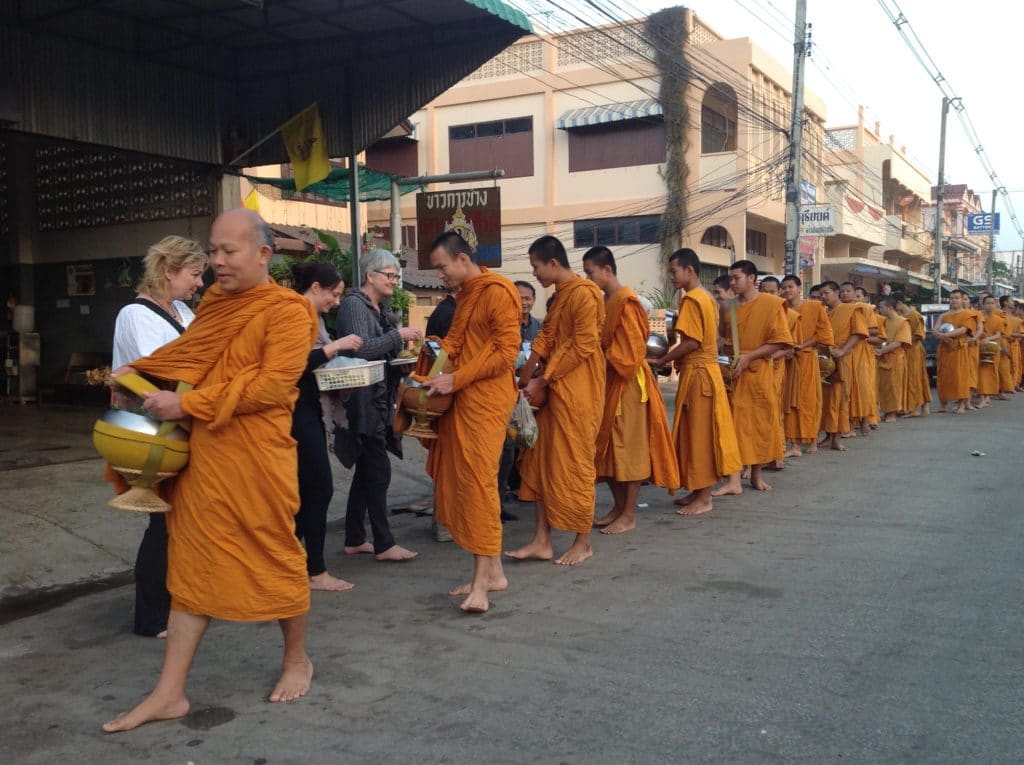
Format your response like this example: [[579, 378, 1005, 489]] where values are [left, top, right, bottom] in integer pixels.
[[374, 271, 401, 282]]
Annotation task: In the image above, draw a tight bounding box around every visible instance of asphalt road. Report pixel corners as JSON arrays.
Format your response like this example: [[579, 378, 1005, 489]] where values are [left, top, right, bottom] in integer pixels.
[[1, 399, 1022, 764]]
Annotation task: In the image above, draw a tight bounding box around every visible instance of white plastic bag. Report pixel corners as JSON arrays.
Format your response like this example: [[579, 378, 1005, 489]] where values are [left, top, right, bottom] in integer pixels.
[[507, 390, 538, 448]]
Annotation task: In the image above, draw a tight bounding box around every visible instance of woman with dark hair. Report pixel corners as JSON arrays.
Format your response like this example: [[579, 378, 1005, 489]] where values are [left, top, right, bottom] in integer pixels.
[[291, 261, 363, 590]]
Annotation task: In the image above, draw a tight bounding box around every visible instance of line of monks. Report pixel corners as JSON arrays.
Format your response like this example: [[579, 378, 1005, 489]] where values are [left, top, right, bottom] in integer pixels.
[[415, 234, 1024, 614]]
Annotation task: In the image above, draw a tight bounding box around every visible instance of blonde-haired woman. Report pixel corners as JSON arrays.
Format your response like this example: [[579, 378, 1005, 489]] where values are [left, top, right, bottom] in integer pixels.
[[112, 235, 207, 638]]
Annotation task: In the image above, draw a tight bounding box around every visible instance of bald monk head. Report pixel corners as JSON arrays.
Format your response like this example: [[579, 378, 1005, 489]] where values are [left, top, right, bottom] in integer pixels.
[[999, 295, 1014, 311], [780, 274, 803, 305], [581, 246, 621, 296], [712, 275, 733, 305], [668, 248, 702, 292], [855, 287, 871, 303], [819, 281, 841, 309], [528, 235, 574, 288], [209, 208, 274, 294], [878, 297, 900, 319], [893, 295, 911, 317], [759, 276, 780, 295], [981, 294, 998, 315], [728, 259, 759, 301], [839, 282, 857, 304], [809, 284, 822, 300], [429, 230, 481, 290]]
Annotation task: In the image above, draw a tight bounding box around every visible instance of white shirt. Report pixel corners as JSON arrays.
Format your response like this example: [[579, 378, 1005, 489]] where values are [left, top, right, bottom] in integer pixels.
[[112, 300, 195, 368]]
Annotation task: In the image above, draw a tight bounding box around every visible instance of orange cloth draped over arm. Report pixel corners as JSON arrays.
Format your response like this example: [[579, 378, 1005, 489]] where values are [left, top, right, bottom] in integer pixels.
[[785, 300, 833, 444], [427, 270, 521, 557], [671, 288, 742, 488], [877, 315, 911, 413], [821, 303, 867, 434], [936, 309, 978, 403], [128, 283, 316, 622], [904, 309, 932, 409], [518, 276, 605, 533], [731, 294, 793, 465], [595, 288, 679, 489], [849, 306, 881, 420]]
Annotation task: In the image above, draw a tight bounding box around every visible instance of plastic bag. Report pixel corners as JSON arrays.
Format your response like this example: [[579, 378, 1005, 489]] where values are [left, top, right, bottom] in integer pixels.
[[507, 390, 538, 448]]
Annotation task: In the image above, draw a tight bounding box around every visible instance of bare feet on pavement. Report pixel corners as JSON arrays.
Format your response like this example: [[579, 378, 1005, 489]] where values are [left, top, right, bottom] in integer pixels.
[[309, 572, 355, 591], [600, 515, 636, 535], [554, 541, 592, 566], [102, 693, 190, 733], [375, 545, 418, 562], [504, 540, 554, 561], [343, 542, 374, 555], [268, 657, 313, 702]]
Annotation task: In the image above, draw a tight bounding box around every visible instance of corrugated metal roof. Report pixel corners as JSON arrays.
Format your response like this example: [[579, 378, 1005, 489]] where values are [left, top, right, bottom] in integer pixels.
[[0, 0, 532, 164], [556, 99, 663, 130]]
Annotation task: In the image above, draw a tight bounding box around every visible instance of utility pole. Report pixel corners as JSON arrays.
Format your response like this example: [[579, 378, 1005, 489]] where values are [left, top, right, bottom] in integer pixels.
[[932, 96, 950, 303], [986, 188, 998, 293], [784, 0, 809, 277]]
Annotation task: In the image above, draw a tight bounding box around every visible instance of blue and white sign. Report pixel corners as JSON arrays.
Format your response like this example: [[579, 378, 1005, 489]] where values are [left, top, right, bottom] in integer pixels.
[[966, 212, 1000, 234]]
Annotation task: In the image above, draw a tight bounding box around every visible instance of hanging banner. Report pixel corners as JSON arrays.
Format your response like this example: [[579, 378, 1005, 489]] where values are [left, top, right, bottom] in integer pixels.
[[798, 236, 817, 268], [416, 187, 502, 269]]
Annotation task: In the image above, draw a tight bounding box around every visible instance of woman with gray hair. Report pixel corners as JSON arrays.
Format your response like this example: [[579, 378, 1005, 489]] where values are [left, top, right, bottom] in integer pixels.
[[334, 249, 422, 561]]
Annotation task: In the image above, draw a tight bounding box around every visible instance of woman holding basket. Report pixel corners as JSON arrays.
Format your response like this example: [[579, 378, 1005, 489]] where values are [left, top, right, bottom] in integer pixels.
[[291, 261, 363, 590]]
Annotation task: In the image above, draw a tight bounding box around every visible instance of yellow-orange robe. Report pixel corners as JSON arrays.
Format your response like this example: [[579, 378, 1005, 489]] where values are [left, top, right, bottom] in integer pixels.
[[995, 310, 1015, 393], [1009, 316, 1023, 386], [977, 310, 1006, 396], [964, 309, 982, 390], [877, 315, 911, 414], [904, 309, 932, 410], [850, 306, 882, 422], [822, 303, 868, 434], [786, 299, 835, 444], [519, 275, 605, 533], [427, 270, 520, 557], [724, 294, 793, 465], [596, 287, 678, 488], [130, 283, 316, 621], [671, 287, 741, 489], [936, 309, 979, 403], [776, 308, 801, 412]]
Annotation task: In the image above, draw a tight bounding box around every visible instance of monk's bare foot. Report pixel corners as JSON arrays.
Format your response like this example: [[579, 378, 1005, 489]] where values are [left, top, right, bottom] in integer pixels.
[[593, 508, 621, 527], [448, 576, 508, 596], [903, 411, 921, 418], [504, 540, 553, 561], [827, 435, 846, 452], [155, 630, 167, 639], [882, 414, 897, 423], [711, 477, 742, 497], [102, 693, 190, 733], [554, 541, 592, 566], [674, 492, 697, 507], [343, 542, 374, 555], [955, 402, 967, 414], [783, 446, 802, 458], [859, 423, 871, 436], [806, 443, 818, 454], [996, 393, 1009, 401], [600, 515, 636, 535], [750, 476, 773, 491], [767, 460, 786, 471], [375, 545, 417, 562], [920, 406, 930, 417], [741, 466, 751, 480], [841, 431, 856, 439], [676, 497, 712, 516], [269, 657, 313, 703], [459, 591, 489, 613], [309, 572, 355, 592]]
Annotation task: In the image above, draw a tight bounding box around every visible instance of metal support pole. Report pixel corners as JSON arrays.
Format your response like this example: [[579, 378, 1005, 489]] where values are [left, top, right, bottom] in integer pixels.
[[987, 188, 998, 294], [347, 76, 361, 287], [783, 0, 808, 277], [932, 97, 949, 303]]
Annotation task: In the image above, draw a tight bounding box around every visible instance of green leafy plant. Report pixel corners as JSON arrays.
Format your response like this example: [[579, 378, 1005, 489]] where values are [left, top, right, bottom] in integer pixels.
[[642, 286, 679, 310]]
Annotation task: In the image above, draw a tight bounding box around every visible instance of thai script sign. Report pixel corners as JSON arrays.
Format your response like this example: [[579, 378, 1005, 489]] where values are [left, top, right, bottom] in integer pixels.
[[416, 187, 502, 269], [799, 204, 836, 236]]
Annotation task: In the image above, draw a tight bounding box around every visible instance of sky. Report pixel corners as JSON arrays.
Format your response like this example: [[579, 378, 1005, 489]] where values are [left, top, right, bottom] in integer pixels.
[[513, 0, 1024, 254]]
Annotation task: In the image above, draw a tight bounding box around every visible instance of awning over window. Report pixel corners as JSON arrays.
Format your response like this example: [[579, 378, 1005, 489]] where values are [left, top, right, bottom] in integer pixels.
[[556, 99, 663, 130], [244, 167, 421, 203]]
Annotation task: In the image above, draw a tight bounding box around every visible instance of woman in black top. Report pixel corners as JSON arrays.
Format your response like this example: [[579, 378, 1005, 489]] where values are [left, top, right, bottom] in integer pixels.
[[291, 262, 363, 591]]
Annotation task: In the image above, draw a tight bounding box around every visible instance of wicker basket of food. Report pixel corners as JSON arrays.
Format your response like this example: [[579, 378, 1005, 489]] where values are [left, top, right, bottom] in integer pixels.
[[314, 359, 385, 391]]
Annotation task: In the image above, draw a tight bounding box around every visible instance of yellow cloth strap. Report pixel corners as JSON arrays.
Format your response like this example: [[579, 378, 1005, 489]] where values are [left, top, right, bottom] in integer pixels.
[[615, 366, 648, 417]]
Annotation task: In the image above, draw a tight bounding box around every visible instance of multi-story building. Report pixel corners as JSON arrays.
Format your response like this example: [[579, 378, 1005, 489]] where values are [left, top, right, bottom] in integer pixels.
[[923, 183, 990, 289], [821, 107, 935, 297], [364, 11, 827, 305]]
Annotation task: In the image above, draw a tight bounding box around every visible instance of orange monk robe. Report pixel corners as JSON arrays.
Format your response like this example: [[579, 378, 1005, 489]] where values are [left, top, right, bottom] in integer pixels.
[[670, 287, 742, 489], [977, 310, 1006, 396], [427, 271, 521, 557], [904, 309, 932, 410], [878, 314, 911, 414], [728, 294, 793, 465], [935, 309, 979, 403], [130, 283, 316, 622], [785, 300, 835, 444], [595, 287, 678, 489], [822, 303, 868, 434], [775, 308, 801, 410], [1009, 316, 1023, 386], [847, 305, 878, 422], [519, 275, 605, 533], [964, 309, 982, 390], [994, 310, 1015, 393]]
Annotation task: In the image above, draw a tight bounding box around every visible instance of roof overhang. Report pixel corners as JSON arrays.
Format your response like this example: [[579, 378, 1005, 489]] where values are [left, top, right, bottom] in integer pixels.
[[821, 258, 908, 280], [557, 99, 662, 130]]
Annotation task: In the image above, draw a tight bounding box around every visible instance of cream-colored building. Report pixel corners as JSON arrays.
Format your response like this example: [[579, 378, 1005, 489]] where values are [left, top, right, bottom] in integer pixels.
[[364, 11, 827, 305]]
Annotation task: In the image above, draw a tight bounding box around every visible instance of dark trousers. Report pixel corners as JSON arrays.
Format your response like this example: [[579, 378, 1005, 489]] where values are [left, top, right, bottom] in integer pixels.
[[133, 513, 169, 636], [294, 414, 333, 577], [344, 434, 395, 554], [497, 437, 521, 497]]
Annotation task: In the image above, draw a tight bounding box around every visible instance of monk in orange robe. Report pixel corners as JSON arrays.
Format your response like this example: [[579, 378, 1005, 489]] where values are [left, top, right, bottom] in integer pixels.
[[841, 283, 878, 435], [896, 297, 932, 417], [651, 249, 741, 516], [876, 298, 912, 421], [993, 297, 1016, 395], [103, 209, 317, 733], [510, 235, 605, 566], [963, 299, 983, 406], [818, 281, 868, 451], [419, 232, 521, 612], [1004, 298, 1024, 391], [712, 260, 792, 494], [934, 289, 979, 414], [581, 247, 678, 534], [977, 294, 1009, 406], [781, 275, 835, 454]]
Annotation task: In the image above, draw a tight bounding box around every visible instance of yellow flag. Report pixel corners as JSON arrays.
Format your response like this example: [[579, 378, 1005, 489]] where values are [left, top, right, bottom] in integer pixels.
[[243, 188, 260, 212], [280, 103, 331, 191]]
